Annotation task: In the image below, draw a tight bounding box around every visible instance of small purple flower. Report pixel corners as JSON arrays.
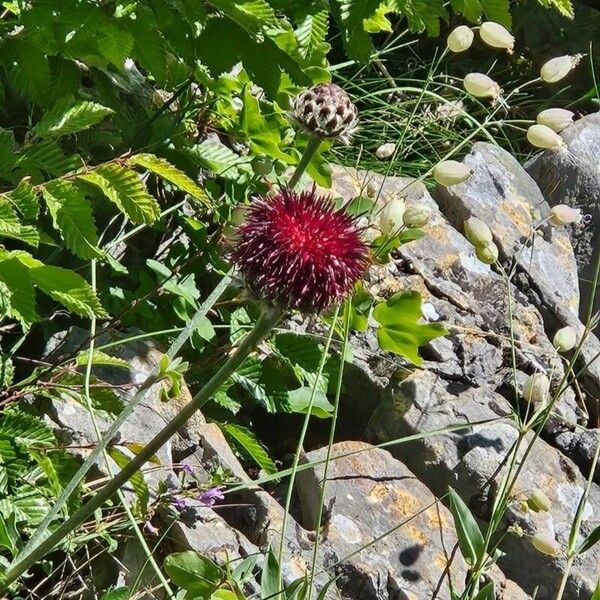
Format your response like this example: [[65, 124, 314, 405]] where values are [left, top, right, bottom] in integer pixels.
[[172, 496, 189, 510], [181, 463, 194, 476], [198, 487, 225, 507]]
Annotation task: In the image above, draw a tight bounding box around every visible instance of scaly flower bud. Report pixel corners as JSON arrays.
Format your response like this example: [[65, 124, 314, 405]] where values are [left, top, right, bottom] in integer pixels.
[[433, 160, 472, 186], [536, 108, 575, 133], [464, 217, 493, 247], [522, 373, 550, 405], [531, 533, 561, 557], [447, 26, 474, 53], [541, 54, 583, 84], [550, 204, 582, 226], [292, 83, 358, 145], [232, 188, 369, 312], [480, 22, 515, 53], [375, 142, 396, 160], [527, 124, 564, 150], [463, 73, 502, 99], [378, 193, 406, 235], [403, 205, 431, 228], [553, 326, 578, 352], [475, 242, 499, 264]]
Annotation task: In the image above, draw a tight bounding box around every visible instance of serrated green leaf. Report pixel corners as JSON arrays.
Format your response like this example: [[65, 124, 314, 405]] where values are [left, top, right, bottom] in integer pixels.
[[33, 100, 113, 138], [11, 485, 51, 525], [79, 164, 161, 225], [192, 140, 251, 179], [221, 422, 277, 474], [0, 257, 39, 325], [447, 487, 485, 566], [0, 408, 54, 448], [75, 350, 130, 369], [6, 179, 39, 221], [0, 511, 19, 555], [372, 291, 447, 365], [0, 197, 39, 247], [43, 180, 102, 259], [30, 264, 108, 318], [296, 9, 329, 61], [0, 354, 14, 388], [108, 448, 149, 515], [128, 154, 210, 207]]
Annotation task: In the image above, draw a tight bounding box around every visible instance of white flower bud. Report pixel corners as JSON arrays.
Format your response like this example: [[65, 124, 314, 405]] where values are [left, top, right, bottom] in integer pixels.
[[447, 26, 474, 53], [536, 108, 575, 132], [463, 73, 502, 99], [550, 204, 582, 226], [540, 54, 583, 84], [552, 326, 578, 352], [480, 22, 515, 53], [475, 242, 499, 264], [375, 142, 396, 160], [433, 160, 472, 186], [531, 533, 561, 557], [403, 205, 431, 228], [527, 124, 564, 150], [464, 217, 493, 247], [528, 490, 552, 512], [522, 373, 550, 405], [378, 194, 406, 235]]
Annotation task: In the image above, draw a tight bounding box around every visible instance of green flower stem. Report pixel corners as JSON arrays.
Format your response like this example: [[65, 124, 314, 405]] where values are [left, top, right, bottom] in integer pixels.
[[287, 136, 322, 190], [2, 302, 283, 590]]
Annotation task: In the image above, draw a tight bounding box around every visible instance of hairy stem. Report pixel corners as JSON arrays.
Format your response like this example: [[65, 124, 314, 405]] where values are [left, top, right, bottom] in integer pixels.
[[287, 136, 321, 190]]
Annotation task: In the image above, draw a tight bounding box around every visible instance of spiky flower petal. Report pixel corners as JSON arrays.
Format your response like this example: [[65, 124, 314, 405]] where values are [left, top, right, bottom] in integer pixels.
[[292, 83, 358, 145], [232, 188, 369, 312]]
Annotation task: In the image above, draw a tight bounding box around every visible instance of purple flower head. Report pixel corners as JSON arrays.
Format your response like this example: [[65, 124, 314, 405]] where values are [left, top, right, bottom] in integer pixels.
[[181, 463, 194, 476], [198, 486, 225, 507], [172, 496, 189, 510]]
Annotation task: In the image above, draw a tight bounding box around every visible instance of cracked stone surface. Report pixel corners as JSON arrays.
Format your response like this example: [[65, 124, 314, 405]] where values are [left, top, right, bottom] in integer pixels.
[[296, 441, 530, 600], [366, 371, 600, 599]]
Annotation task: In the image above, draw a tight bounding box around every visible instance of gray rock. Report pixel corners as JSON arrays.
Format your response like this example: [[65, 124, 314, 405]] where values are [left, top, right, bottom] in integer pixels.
[[367, 371, 600, 599], [297, 441, 530, 600], [526, 112, 600, 308]]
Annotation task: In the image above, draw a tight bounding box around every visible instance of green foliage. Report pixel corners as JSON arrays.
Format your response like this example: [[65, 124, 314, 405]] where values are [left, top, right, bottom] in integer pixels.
[[221, 422, 277, 475], [164, 551, 224, 598], [447, 487, 485, 567], [373, 291, 448, 364]]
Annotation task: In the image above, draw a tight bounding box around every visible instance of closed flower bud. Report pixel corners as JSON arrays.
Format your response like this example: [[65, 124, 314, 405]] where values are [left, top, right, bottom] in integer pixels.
[[378, 194, 406, 235], [531, 533, 561, 556], [528, 489, 552, 512], [527, 124, 564, 150], [522, 373, 550, 405], [480, 22, 515, 53], [464, 217, 493, 247], [541, 54, 583, 84], [447, 25, 474, 53], [463, 73, 502, 99], [476, 242, 499, 264], [536, 108, 575, 132], [251, 156, 273, 176], [553, 326, 578, 352], [433, 160, 472, 186], [508, 524, 525, 537], [550, 204, 582, 226], [403, 205, 431, 228], [375, 142, 396, 160]]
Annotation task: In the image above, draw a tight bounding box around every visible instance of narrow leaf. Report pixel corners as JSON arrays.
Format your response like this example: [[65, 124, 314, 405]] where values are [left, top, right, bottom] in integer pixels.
[[447, 487, 485, 566]]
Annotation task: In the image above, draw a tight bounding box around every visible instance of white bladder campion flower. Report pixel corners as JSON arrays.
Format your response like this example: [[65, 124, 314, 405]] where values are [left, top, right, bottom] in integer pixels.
[[378, 193, 406, 235], [375, 142, 396, 160], [475, 242, 499, 265], [522, 373, 550, 405], [540, 54, 583, 84], [553, 326, 578, 352], [550, 204, 582, 226], [480, 22, 515, 53], [536, 108, 574, 132], [463, 73, 502, 100], [532, 533, 561, 557], [433, 160, 472, 186], [464, 217, 493, 247], [527, 124, 563, 150], [447, 25, 474, 53], [403, 205, 431, 228]]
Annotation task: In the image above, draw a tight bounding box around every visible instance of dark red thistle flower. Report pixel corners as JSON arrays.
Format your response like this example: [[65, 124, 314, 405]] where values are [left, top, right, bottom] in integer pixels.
[[232, 188, 369, 312]]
